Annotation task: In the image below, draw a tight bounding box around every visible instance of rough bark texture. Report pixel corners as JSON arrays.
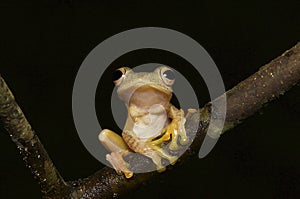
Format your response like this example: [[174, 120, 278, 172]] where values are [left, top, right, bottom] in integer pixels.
[[0, 75, 70, 197], [224, 45, 300, 124], [0, 43, 299, 198]]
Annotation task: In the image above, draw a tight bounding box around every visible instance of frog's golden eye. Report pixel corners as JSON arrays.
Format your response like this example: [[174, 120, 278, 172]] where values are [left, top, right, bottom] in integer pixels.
[[160, 67, 175, 86], [113, 67, 127, 86]]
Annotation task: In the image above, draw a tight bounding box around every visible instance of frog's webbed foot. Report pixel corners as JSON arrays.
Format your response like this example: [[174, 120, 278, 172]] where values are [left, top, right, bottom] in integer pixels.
[[98, 129, 133, 178]]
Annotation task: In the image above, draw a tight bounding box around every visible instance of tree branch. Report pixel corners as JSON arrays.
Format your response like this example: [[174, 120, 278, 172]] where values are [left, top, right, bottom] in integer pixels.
[[1, 43, 299, 198], [0, 75, 70, 197]]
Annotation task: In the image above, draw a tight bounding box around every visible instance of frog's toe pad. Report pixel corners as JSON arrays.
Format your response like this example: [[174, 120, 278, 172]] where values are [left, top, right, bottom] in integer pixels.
[[124, 170, 134, 178], [169, 141, 179, 150], [179, 136, 189, 145], [157, 166, 166, 173]]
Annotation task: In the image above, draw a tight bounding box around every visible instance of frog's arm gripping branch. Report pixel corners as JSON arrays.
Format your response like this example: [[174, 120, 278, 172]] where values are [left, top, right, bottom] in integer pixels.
[[1, 42, 300, 198]]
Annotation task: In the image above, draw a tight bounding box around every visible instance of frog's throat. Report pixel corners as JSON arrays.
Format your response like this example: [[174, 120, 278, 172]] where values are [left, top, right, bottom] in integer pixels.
[[132, 104, 168, 141]]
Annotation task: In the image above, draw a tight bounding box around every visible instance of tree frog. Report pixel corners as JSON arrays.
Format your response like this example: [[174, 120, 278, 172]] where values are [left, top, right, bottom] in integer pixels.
[[98, 66, 191, 178]]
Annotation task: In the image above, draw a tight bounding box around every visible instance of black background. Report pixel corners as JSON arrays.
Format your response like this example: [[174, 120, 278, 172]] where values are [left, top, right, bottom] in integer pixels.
[[0, 0, 300, 198]]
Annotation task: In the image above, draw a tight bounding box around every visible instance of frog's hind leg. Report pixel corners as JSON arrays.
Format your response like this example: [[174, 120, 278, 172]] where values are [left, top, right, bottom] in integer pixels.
[[98, 129, 133, 178]]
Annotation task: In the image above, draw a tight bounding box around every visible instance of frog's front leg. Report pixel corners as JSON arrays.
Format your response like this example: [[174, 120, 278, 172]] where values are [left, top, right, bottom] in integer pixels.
[[168, 106, 196, 150], [162, 105, 191, 150], [98, 129, 133, 178]]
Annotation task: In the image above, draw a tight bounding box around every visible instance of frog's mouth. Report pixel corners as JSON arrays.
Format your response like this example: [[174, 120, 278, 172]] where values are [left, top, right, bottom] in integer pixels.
[[147, 84, 171, 94], [118, 84, 172, 104]]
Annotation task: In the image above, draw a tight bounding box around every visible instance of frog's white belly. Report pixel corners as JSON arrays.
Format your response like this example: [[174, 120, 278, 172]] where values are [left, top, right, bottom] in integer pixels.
[[132, 104, 168, 141]]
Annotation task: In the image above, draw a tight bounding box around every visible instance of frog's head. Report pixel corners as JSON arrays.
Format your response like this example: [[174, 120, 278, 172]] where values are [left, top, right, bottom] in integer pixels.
[[112, 66, 175, 103]]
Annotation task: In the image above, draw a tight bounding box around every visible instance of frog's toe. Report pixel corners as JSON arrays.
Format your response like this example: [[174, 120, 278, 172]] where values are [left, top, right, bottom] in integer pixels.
[[124, 170, 134, 178], [179, 136, 189, 145], [155, 148, 178, 165], [157, 166, 166, 173], [168, 156, 178, 165], [169, 140, 179, 150]]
